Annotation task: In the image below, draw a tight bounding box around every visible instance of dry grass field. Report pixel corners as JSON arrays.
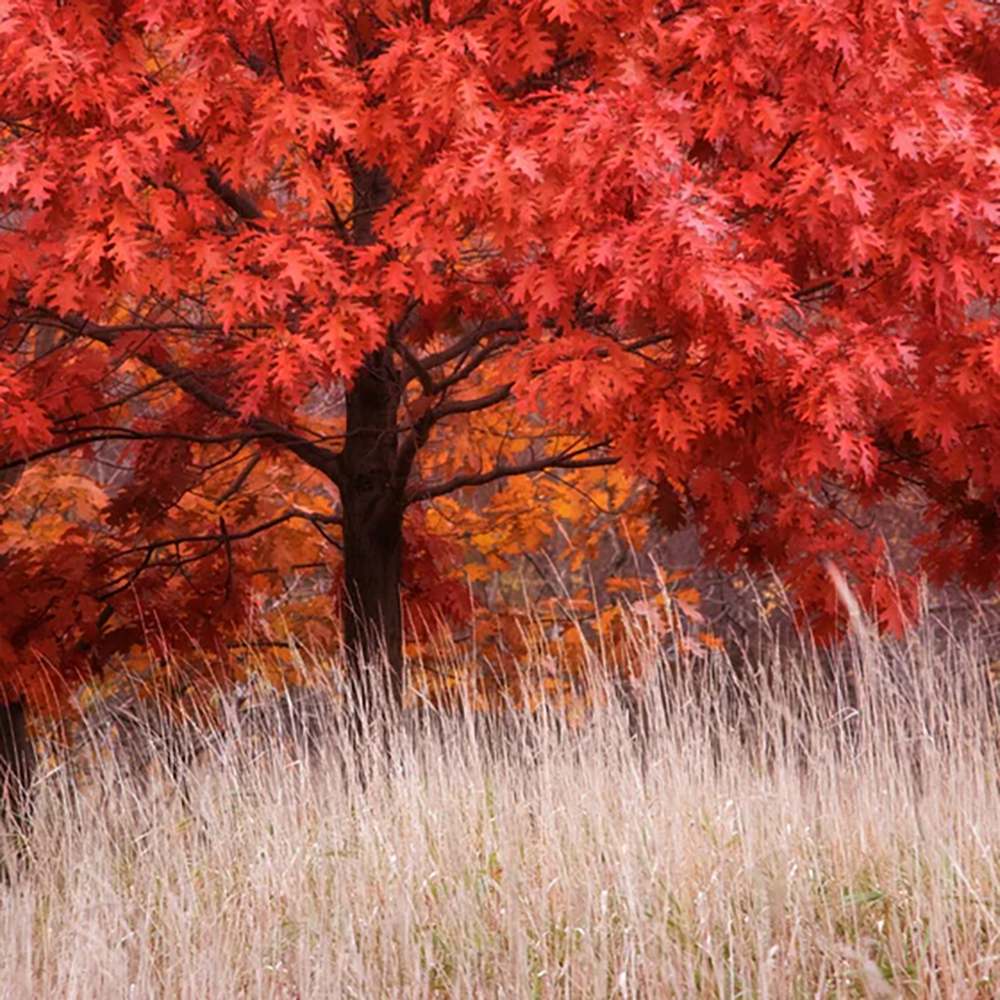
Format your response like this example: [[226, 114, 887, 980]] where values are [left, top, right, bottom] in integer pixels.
[[2, 606, 999, 998]]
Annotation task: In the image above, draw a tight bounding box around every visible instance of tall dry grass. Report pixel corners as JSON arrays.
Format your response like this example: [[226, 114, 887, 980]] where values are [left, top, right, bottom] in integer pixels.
[[2, 604, 999, 998]]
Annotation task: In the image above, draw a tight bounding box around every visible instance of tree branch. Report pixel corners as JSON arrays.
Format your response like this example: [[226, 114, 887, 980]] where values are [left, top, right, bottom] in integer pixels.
[[432, 335, 520, 393], [39, 312, 345, 485], [94, 508, 343, 600], [11, 315, 270, 335], [768, 130, 802, 171], [429, 382, 513, 421], [0, 429, 269, 475], [407, 443, 617, 504], [407, 315, 525, 378], [204, 167, 264, 223], [217, 453, 262, 505], [389, 337, 436, 395]]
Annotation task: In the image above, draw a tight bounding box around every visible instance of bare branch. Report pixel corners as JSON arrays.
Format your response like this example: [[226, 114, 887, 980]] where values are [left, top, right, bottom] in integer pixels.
[[37, 312, 345, 485], [410, 315, 524, 376], [266, 20, 286, 85], [407, 442, 617, 504], [10, 314, 270, 335], [0, 429, 268, 476], [217, 453, 262, 505], [204, 167, 264, 222], [389, 337, 436, 395], [429, 382, 513, 421], [432, 335, 519, 393], [94, 507, 343, 600], [769, 130, 803, 171]]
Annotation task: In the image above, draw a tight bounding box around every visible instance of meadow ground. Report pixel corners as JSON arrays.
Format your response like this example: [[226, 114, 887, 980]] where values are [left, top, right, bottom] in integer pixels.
[[1, 608, 999, 998]]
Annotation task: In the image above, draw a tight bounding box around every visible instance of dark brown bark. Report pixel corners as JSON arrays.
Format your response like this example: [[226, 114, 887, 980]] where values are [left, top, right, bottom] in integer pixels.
[[339, 346, 406, 724], [0, 698, 35, 832], [336, 159, 407, 729]]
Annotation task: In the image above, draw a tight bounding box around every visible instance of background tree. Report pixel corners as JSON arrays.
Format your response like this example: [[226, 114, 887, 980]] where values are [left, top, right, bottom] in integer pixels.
[[0, 0, 997, 749]]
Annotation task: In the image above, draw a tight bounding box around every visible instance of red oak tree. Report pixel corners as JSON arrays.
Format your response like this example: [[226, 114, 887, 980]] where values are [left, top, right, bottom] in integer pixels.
[[1, 0, 998, 768]]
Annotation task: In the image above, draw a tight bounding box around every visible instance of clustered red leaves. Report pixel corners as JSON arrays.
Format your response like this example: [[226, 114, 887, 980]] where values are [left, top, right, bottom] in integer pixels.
[[0, 0, 998, 708]]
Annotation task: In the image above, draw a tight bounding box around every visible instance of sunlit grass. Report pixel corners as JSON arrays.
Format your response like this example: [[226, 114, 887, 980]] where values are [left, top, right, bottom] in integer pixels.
[[2, 605, 999, 997]]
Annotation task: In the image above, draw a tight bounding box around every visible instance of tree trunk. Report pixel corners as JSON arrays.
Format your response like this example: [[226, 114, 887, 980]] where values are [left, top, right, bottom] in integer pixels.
[[339, 346, 405, 727], [336, 161, 406, 734], [0, 698, 35, 832]]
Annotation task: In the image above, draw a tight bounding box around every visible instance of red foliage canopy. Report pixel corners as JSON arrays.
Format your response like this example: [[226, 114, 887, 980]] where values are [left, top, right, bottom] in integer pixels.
[[0, 0, 997, 704]]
